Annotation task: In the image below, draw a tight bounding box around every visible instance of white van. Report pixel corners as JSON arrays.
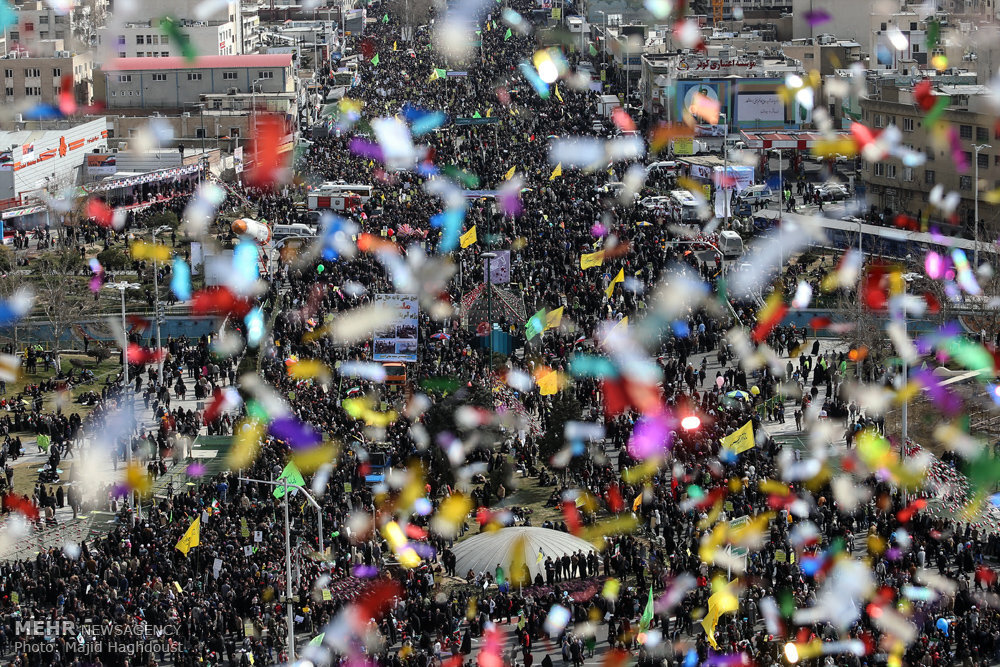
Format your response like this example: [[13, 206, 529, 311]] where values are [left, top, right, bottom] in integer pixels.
[[737, 185, 774, 204], [719, 230, 744, 258], [647, 161, 679, 174], [272, 223, 318, 240], [669, 190, 700, 223], [318, 182, 373, 204]]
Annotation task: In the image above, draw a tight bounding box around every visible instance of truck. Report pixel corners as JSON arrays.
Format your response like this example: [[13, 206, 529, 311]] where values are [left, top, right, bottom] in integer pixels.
[[307, 191, 363, 213], [597, 94, 621, 119]]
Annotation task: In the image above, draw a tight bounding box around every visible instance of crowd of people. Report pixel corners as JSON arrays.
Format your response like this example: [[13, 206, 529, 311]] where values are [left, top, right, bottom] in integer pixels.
[[0, 2, 994, 667]]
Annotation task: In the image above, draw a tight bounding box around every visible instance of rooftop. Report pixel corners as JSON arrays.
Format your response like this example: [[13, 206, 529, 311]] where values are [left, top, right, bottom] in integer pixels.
[[103, 54, 292, 72]]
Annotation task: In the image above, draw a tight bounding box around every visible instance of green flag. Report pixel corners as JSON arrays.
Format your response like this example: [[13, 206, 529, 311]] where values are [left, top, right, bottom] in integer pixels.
[[371, 53, 380, 66], [382, 13, 389, 22], [473, 111, 482, 118], [273, 461, 306, 498], [435, 67, 447, 79], [525, 309, 546, 341], [639, 586, 654, 632], [504, 28, 512, 41], [495, 564, 505, 585], [589, 43, 598, 56]]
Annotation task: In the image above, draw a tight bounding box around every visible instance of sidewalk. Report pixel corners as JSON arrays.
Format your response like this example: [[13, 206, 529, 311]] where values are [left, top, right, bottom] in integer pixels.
[[0, 382, 212, 561]]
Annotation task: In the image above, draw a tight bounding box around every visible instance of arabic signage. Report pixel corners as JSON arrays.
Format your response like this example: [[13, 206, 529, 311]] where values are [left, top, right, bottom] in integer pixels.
[[677, 59, 758, 71], [373, 294, 419, 363]]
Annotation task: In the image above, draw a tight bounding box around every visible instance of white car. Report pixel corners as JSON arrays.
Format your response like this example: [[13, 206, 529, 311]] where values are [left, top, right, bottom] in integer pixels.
[[817, 183, 850, 201], [640, 196, 670, 210]]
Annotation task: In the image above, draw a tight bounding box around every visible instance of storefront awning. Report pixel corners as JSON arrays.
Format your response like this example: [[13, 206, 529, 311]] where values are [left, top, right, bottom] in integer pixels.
[[83, 163, 203, 193]]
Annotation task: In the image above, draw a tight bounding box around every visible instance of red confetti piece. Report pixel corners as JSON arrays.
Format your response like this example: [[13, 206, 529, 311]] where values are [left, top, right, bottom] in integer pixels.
[[810, 316, 832, 330], [203, 388, 228, 424], [86, 198, 114, 227], [246, 114, 289, 189], [356, 579, 402, 623], [976, 566, 997, 585], [611, 107, 636, 133], [562, 501, 582, 535], [5, 493, 38, 521], [126, 344, 165, 365], [404, 524, 428, 540], [752, 302, 788, 343], [851, 122, 877, 150], [893, 214, 918, 231], [607, 484, 624, 513], [896, 498, 926, 523], [914, 79, 935, 112], [923, 291, 941, 314], [58, 74, 77, 116], [190, 287, 253, 318]]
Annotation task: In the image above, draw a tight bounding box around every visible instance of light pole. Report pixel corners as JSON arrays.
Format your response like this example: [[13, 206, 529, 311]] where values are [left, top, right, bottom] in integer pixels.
[[482, 251, 496, 369], [149, 225, 171, 385], [597, 11, 607, 61], [771, 148, 784, 220], [974, 143, 990, 268], [898, 271, 920, 501], [720, 112, 730, 226], [106, 281, 141, 518], [238, 476, 322, 662]]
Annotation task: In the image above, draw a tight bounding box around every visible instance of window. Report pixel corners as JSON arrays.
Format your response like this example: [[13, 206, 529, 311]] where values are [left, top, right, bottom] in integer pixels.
[[873, 113, 883, 128], [55, 31, 63, 40], [880, 22, 887, 30], [51, 68, 60, 77], [25, 68, 39, 78], [187, 72, 202, 80], [54, 15, 65, 23], [978, 127, 989, 142], [161, 52, 169, 57], [925, 170, 935, 184], [136, 35, 144, 44], [118, 52, 126, 58], [874, 163, 885, 176], [4, 88, 12, 97], [9, 32, 17, 41], [903, 117, 914, 132], [24, 22, 33, 32], [196, 128, 206, 138], [912, 44, 919, 52], [257, 71, 273, 79], [147, 35, 154, 44], [960, 124, 973, 139], [230, 127, 240, 137], [964, 151, 972, 165], [24, 87, 40, 96], [979, 152, 989, 168], [116, 35, 125, 45], [886, 164, 896, 178], [903, 166, 913, 182], [149, 35, 158, 45], [222, 71, 237, 80], [39, 32, 48, 39], [161, 36, 169, 44], [3, 70, 12, 78], [39, 15, 48, 24], [960, 175, 972, 190], [118, 74, 132, 82], [152, 73, 166, 81]]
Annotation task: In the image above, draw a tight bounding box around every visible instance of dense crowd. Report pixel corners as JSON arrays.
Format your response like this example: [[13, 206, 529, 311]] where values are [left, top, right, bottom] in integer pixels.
[[0, 3, 995, 667]]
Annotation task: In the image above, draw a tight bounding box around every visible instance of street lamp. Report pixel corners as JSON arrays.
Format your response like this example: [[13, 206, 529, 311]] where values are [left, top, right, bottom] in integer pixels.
[[239, 477, 326, 662], [105, 281, 141, 519], [596, 11, 607, 61], [974, 143, 990, 268], [149, 225, 171, 385], [481, 251, 496, 368]]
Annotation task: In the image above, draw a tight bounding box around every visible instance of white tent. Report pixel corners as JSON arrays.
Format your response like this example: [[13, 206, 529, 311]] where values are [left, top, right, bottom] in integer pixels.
[[452, 526, 599, 581]]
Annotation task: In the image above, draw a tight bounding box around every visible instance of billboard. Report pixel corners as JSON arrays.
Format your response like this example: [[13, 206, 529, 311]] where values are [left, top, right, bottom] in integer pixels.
[[675, 78, 811, 130], [736, 94, 784, 123], [86, 154, 117, 177], [372, 294, 419, 362], [484, 250, 511, 284]]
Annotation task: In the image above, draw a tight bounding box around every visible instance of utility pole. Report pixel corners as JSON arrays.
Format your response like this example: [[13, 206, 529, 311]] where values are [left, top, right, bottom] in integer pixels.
[[974, 143, 991, 268], [106, 281, 141, 519]]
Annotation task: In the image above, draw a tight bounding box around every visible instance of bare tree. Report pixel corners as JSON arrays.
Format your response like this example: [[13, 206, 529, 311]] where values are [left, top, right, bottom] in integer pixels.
[[34, 249, 89, 372]]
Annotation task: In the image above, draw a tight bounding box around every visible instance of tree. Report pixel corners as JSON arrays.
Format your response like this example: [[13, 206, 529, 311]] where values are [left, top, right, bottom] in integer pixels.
[[0, 247, 27, 351], [97, 247, 130, 271], [34, 250, 90, 370]]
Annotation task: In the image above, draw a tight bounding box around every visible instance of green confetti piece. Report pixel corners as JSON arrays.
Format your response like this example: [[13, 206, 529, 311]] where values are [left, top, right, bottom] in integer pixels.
[[420, 377, 461, 392], [924, 95, 951, 126], [926, 20, 940, 51], [943, 337, 995, 376], [441, 165, 480, 188], [246, 400, 269, 421], [686, 484, 704, 499], [160, 17, 197, 62]]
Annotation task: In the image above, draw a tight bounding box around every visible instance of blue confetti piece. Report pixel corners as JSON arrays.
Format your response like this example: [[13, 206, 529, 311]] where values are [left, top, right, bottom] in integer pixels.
[[411, 111, 448, 136], [0, 1, 14, 30], [245, 307, 264, 346], [671, 320, 690, 337], [568, 354, 618, 379], [434, 207, 466, 253], [171, 258, 191, 301], [23, 103, 62, 120], [518, 61, 550, 98], [232, 239, 259, 291], [683, 649, 698, 667]]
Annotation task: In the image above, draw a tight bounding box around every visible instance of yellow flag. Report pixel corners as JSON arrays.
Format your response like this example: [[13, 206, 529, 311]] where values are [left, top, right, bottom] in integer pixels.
[[720, 420, 755, 454], [701, 581, 740, 649], [536, 369, 559, 395], [504, 166, 516, 180], [429, 70, 439, 82], [580, 250, 605, 270], [393, 41, 397, 51], [486, 107, 493, 117], [632, 493, 642, 511], [545, 306, 564, 330], [460, 225, 478, 248], [555, 84, 563, 103], [175, 517, 201, 556], [605, 267, 624, 299], [549, 163, 562, 180]]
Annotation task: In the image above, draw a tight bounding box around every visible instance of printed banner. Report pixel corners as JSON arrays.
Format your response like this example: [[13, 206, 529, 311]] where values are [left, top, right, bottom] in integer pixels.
[[484, 250, 511, 284], [373, 293, 419, 362]]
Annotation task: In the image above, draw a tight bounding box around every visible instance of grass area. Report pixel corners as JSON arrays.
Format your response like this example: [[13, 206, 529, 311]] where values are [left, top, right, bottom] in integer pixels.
[[5, 353, 121, 420]]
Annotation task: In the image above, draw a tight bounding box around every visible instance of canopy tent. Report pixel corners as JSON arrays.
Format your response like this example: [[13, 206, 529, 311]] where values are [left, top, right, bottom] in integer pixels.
[[452, 526, 599, 581]]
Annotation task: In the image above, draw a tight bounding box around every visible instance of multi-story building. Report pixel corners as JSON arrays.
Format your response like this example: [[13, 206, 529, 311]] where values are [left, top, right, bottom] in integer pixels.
[[0, 39, 93, 108], [97, 20, 242, 59], [858, 81, 1000, 233], [5, 1, 75, 50], [781, 35, 864, 76], [96, 53, 294, 110]]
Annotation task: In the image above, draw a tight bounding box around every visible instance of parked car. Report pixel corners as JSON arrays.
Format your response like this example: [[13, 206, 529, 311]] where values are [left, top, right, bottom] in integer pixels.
[[736, 185, 774, 205], [817, 183, 850, 201]]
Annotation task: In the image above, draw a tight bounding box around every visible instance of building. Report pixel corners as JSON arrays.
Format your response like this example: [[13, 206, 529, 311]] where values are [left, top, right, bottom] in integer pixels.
[[791, 0, 901, 45], [858, 81, 1000, 232], [5, 1, 74, 50], [0, 39, 93, 108], [781, 35, 863, 76], [0, 117, 107, 209], [96, 53, 294, 110]]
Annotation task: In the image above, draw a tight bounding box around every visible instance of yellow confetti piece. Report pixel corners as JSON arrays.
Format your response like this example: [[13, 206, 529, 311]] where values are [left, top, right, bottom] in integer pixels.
[[759, 479, 790, 496], [812, 138, 857, 159], [287, 359, 331, 382], [125, 462, 152, 495], [579, 515, 639, 549], [130, 240, 172, 262], [227, 418, 264, 469], [622, 459, 661, 484], [602, 578, 620, 600], [290, 442, 339, 473]]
